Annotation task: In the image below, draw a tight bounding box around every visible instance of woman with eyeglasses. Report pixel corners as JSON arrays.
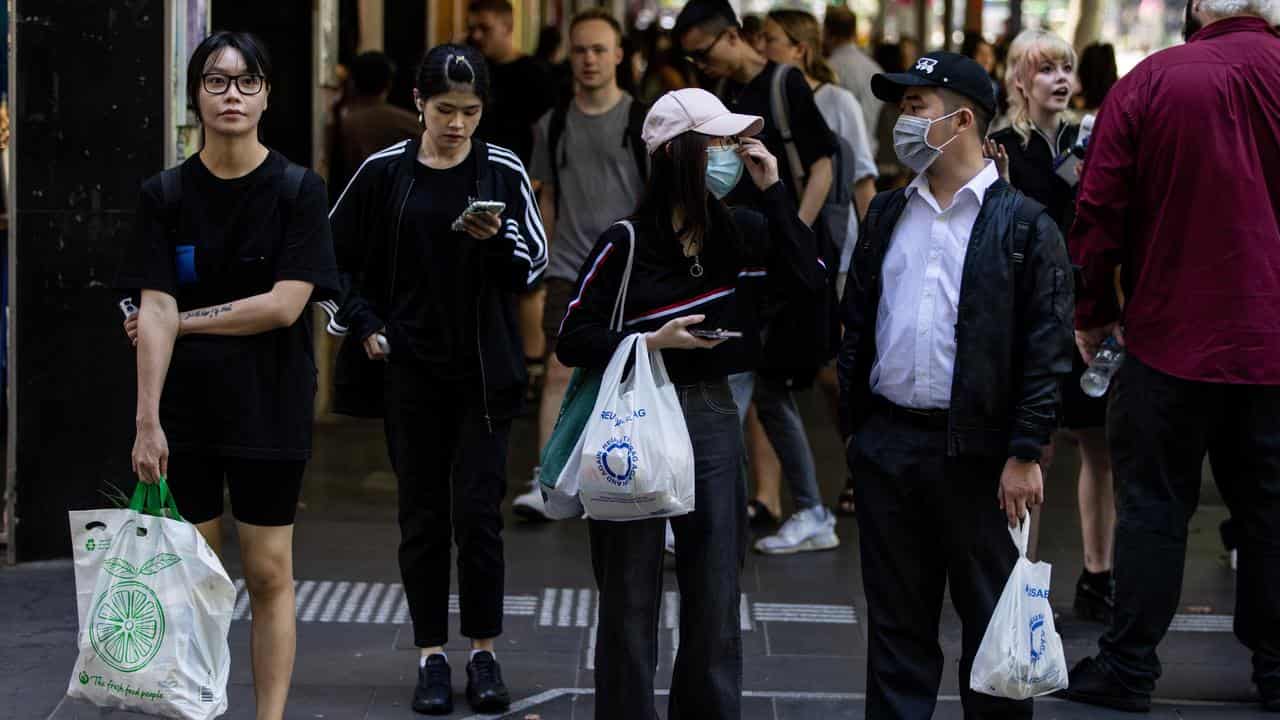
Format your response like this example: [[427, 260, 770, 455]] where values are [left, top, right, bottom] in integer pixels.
[[557, 88, 823, 720], [327, 44, 547, 715], [118, 31, 340, 719]]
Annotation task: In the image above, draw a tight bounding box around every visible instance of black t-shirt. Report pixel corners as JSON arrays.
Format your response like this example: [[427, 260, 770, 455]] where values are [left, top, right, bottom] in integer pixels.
[[722, 62, 838, 208], [390, 155, 481, 375], [117, 151, 340, 460], [475, 55, 557, 165]]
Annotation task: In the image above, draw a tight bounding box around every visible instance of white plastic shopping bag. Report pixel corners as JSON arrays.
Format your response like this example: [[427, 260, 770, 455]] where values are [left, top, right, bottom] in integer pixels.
[[67, 480, 235, 719], [970, 514, 1069, 699], [578, 333, 696, 520]]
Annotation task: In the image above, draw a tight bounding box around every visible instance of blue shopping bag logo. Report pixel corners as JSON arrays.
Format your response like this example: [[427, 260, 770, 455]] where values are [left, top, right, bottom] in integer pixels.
[[596, 437, 638, 488]]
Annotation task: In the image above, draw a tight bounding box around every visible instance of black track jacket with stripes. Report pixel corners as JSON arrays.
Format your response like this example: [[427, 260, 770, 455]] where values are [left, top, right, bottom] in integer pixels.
[[326, 138, 548, 420]]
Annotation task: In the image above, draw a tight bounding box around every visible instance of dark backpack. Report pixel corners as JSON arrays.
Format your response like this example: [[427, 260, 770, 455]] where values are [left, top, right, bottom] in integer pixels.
[[545, 96, 648, 214], [131, 160, 308, 305], [758, 65, 843, 384]]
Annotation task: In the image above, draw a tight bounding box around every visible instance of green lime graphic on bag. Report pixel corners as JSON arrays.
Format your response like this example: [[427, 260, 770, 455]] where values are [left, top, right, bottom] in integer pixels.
[[89, 553, 181, 672], [67, 478, 235, 720]]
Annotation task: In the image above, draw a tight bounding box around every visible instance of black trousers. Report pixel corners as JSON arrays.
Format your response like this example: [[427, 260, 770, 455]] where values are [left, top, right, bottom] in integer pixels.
[[850, 407, 1033, 720], [589, 380, 747, 720], [1098, 356, 1280, 697], [384, 360, 511, 647]]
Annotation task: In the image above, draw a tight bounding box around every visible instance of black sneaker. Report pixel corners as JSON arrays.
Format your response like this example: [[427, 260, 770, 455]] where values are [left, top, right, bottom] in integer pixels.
[[1074, 569, 1115, 624], [1055, 656, 1151, 713], [412, 654, 453, 715], [465, 650, 511, 713]]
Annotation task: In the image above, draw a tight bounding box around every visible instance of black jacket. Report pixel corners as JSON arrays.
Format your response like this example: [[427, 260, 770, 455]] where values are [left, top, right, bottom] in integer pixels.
[[557, 182, 824, 379], [837, 179, 1074, 461], [991, 122, 1080, 234], [326, 138, 548, 420]]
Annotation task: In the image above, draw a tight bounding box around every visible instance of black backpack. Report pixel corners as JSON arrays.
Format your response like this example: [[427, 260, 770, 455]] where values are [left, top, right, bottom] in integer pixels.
[[545, 96, 649, 214], [124, 160, 307, 307]]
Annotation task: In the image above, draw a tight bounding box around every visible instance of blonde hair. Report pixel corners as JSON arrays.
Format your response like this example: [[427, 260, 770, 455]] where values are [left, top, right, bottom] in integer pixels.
[[1005, 29, 1077, 147], [766, 10, 837, 86]]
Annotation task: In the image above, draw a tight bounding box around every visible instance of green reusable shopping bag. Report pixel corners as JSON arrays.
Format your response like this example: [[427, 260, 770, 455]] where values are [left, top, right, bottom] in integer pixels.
[[539, 366, 603, 491]]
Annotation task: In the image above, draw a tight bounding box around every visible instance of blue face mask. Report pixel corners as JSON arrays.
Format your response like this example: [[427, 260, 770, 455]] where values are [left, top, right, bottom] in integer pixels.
[[705, 146, 744, 199]]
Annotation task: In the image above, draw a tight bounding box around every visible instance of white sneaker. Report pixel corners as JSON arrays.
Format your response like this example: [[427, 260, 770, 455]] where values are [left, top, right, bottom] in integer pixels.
[[512, 468, 550, 522], [664, 521, 676, 555], [754, 506, 839, 555]]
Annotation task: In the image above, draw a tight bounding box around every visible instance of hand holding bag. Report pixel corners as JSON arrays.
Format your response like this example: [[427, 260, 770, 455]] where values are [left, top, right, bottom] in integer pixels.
[[67, 479, 235, 719], [577, 332, 696, 520], [969, 514, 1069, 699]]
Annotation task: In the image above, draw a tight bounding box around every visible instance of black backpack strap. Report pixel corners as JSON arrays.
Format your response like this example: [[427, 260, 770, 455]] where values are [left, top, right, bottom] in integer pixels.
[[159, 165, 182, 210], [863, 188, 907, 247], [281, 161, 307, 202], [1012, 195, 1046, 274], [546, 98, 572, 214], [623, 97, 649, 181], [1011, 195, 1047, 313]]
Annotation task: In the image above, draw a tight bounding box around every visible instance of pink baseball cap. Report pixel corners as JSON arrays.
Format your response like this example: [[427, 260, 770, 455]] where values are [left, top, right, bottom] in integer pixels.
[[641, 88, 763, 155]]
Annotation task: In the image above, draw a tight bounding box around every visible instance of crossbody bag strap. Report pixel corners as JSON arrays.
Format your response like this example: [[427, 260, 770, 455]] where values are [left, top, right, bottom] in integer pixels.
[[611, 220, 637, 332], [770, 64, 807, 204]]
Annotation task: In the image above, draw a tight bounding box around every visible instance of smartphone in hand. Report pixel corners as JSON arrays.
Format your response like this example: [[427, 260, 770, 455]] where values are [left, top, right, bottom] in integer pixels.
[[688, 328, 743, 340]]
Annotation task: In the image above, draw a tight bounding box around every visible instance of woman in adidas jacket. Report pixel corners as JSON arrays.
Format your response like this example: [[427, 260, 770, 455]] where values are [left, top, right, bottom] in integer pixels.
[[557, 88, 824, 720], [326, 45, 546, 715]]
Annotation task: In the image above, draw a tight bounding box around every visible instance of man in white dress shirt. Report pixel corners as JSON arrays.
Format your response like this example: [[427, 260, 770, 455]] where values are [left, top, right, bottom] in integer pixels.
[[836, 52, 1074, 719]]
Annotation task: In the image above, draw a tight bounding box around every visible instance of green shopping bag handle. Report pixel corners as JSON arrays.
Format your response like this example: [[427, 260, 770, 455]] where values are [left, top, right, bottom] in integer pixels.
[[127, 477, 186, 522]]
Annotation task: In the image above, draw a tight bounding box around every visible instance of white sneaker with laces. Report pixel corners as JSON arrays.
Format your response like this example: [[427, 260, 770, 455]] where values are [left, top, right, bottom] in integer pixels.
[[512, 468, 550, 521], [754, 506, 839, 555]]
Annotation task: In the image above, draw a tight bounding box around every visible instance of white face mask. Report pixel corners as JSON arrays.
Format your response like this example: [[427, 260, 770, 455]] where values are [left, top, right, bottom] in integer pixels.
[[893, 109, 965, 174]]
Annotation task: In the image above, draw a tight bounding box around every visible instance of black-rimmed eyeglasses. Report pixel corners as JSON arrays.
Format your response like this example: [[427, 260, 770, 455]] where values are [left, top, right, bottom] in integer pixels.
[[684, 29, 728, 66], [202, 73, 265, 96]]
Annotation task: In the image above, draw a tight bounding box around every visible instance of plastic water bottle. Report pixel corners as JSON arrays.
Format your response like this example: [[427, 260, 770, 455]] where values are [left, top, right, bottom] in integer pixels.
[[1079, 336, 1124, 398], [1054, 114, 1095, 184]]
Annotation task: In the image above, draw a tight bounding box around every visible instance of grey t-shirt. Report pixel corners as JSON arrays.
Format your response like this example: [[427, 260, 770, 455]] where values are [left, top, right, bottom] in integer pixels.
[[828, 44, 884, 154], [531, 95, 646, 283]]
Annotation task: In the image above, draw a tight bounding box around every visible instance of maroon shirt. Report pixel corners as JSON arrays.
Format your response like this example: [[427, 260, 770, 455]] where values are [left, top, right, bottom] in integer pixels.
[[1070, 17, 1280, 384]]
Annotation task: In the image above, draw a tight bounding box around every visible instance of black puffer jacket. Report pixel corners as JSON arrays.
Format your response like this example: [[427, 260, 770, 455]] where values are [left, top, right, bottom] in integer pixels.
[[837, 180, 1074, 461]]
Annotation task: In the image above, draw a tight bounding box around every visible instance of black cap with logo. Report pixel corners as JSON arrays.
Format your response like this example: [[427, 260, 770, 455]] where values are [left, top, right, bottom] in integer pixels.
[[871, 51, 997, 117]]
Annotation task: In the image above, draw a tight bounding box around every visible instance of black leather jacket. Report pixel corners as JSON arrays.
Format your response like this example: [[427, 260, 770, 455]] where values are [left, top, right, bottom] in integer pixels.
[[837, 180, 1074, 461]]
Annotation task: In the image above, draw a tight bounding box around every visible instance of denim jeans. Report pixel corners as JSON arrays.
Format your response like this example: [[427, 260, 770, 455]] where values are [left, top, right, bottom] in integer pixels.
[[728, 371, 822, 511], [589, 379, 747, 720]]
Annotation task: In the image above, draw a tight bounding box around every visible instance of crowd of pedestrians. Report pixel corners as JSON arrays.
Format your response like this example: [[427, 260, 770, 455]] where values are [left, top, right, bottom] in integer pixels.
[[117, 0, 1280, 717]]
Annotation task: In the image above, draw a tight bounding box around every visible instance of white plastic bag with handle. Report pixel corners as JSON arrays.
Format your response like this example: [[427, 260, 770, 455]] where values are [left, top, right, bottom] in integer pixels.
[[969, 514, 1069, 699], [67, 480, 235, 719], [578, 333, 696, 520]]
